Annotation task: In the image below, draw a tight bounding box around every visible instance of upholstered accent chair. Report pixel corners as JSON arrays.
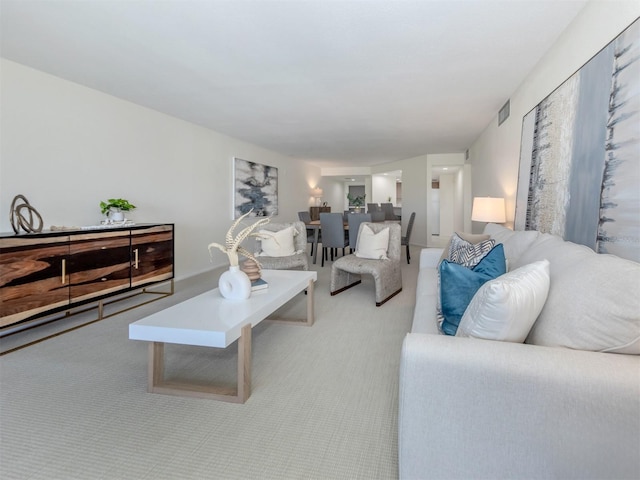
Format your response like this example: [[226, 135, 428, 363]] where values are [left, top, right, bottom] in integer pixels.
[[401, 211, 416, 264], [330, 222, 402, 306], [367, 203, 380, 213], [254, 221, 309, 271]]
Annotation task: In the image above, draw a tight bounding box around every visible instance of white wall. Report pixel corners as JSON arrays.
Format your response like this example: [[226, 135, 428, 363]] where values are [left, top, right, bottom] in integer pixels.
[[372, 156, 428, 246], [469, 1, 640, 231], [0, 59, 321, 280], [371, 175, 396, 204]]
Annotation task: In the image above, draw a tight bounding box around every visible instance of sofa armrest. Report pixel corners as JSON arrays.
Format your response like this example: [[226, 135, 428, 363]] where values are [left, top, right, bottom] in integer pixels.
[[419, 248, 444, 269], [398, 333, 640, 480]]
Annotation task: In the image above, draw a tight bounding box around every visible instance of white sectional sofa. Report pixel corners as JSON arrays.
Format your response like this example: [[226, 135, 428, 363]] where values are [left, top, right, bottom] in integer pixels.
[[399, 223, 640, 480]]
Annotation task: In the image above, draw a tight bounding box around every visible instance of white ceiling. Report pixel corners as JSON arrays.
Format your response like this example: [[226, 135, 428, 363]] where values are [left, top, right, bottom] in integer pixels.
[[0, 0, 587, 169]]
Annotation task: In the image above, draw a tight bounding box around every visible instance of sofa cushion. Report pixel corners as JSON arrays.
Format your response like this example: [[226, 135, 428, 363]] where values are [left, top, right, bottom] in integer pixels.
[[355, 224, 389, 260], [520, 233, 640, 354], [440, 244, 506, 335], [483, 223, 540, 269], [456, 260, 550, 343], [257, 226, 297, 257]]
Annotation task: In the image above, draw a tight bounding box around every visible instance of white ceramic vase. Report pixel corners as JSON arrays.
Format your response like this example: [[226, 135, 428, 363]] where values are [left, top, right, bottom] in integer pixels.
[[218, 265, 251, 300]]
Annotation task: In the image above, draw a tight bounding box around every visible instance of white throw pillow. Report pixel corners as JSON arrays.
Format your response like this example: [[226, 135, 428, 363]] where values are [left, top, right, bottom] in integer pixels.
[[456, 260, 550, 343], [258, 226, 296, 257], [355, 225, 389, 260]]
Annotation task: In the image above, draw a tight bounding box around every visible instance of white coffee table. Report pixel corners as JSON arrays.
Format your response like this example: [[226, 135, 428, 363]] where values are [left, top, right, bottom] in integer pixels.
[[129, 269, 317, 403]]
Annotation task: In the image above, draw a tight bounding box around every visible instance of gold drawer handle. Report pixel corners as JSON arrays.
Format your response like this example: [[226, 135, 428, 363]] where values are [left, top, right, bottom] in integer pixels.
[[61, 259, 66, 284], [134, 248, 139, 269]]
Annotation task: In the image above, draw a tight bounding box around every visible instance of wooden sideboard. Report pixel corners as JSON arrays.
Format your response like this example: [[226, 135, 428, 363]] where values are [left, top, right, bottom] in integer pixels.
[[309, 206, 331, 221], [0, 223, 174, 330]]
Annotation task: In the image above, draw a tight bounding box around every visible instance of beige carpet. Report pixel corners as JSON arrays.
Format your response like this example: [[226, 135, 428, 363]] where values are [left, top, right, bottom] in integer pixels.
[[0, 247, 419, 480]]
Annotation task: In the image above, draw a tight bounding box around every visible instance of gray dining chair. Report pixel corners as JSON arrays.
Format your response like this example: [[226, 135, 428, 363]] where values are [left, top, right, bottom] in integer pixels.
[[367, 203, 380, 213], [381, 202, 398, 220], [371, 211, 386, 222], [254, 221, 309, 271], [298, 211, 317, 256], [319, 212, 348, 267], [330, 222, 402, 306], [401, 212, 416, 264], [347, 213, 371, 251]]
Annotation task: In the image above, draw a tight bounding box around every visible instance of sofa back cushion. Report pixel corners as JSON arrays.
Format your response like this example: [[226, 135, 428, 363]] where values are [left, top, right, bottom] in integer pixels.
[[519, 233, 640, 354], [483, 223, 540, 269]]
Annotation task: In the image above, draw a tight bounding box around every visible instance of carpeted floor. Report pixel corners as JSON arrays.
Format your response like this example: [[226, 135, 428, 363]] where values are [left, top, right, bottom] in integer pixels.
[[0, 247, 419, 480]]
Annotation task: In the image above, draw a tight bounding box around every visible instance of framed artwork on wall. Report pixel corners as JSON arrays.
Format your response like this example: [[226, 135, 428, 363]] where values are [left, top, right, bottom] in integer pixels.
[[515, 18, 639, 263], [233, 158, 278, 219]]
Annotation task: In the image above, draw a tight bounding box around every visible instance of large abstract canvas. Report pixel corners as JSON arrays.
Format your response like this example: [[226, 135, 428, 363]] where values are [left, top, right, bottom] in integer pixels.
[[233, 158, 278, 218], [515, 19, 639, 262]]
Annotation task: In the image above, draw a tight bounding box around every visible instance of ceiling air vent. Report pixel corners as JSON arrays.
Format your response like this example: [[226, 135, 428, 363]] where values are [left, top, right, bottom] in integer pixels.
[[498, 100, 510, 126]]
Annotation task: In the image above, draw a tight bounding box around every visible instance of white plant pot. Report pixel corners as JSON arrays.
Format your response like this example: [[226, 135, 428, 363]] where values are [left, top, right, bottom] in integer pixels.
[[218, 265, 251, 300], [111, 211, 125, 222]]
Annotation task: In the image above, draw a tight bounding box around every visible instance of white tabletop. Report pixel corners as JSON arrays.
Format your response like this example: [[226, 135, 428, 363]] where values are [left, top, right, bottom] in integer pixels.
[[129, 269, 316, 348]]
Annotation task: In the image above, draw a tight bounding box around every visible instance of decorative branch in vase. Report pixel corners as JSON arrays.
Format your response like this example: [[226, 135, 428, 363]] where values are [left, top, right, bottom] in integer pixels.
[[208, 210, 270, 300]]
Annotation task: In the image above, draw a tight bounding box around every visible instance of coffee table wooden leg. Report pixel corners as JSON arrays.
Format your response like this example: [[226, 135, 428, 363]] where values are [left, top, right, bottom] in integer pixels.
[[148, 342, 165, 392], [237, 323, 251, 402], [307, 279, 315, 326], [146, 324, 252, 403], [266, 279, 315, 326]]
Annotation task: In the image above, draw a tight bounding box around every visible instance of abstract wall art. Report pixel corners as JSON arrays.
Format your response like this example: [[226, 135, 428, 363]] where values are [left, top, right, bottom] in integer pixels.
[[515, 18, 639, 262], [233, 158, 278, 218]]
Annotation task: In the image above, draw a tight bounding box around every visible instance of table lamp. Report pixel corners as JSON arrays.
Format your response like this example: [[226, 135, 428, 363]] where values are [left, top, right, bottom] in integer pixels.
[[471, 197, 506, 224]]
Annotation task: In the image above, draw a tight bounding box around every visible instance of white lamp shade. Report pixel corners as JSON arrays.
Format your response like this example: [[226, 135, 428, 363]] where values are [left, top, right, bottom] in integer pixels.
[[312, 188, 323, 198], [472, 197, 506, 223]]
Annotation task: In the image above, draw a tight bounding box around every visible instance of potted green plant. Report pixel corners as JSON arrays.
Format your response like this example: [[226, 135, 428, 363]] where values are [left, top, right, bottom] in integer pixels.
[[347, 193, 366, 212], [100, 198, 136, 222]]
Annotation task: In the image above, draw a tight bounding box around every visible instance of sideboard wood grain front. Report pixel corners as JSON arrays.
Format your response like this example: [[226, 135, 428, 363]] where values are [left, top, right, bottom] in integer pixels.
[[0, 224, 174, 330]]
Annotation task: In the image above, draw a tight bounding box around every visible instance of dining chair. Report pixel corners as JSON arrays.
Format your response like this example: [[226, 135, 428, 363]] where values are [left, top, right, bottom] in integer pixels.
[[367, 203, 380, 213], [319, 212, 349, 267], [347, 213, 371, 251], [330, 222, 402, 306], [298, 211, 317, 255], [254, 221, 309, 271], [370, 211, 386, 222], [401, 212, 416, 264], [380, 202, 398, 220]]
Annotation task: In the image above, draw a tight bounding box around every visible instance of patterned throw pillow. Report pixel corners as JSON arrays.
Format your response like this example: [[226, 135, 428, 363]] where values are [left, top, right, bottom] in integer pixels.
[[449, 234, 496, 268]]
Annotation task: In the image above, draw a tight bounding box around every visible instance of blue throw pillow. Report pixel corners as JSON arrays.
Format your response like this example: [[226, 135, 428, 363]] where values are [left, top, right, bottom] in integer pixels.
[[440, 244, 506, 335]]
